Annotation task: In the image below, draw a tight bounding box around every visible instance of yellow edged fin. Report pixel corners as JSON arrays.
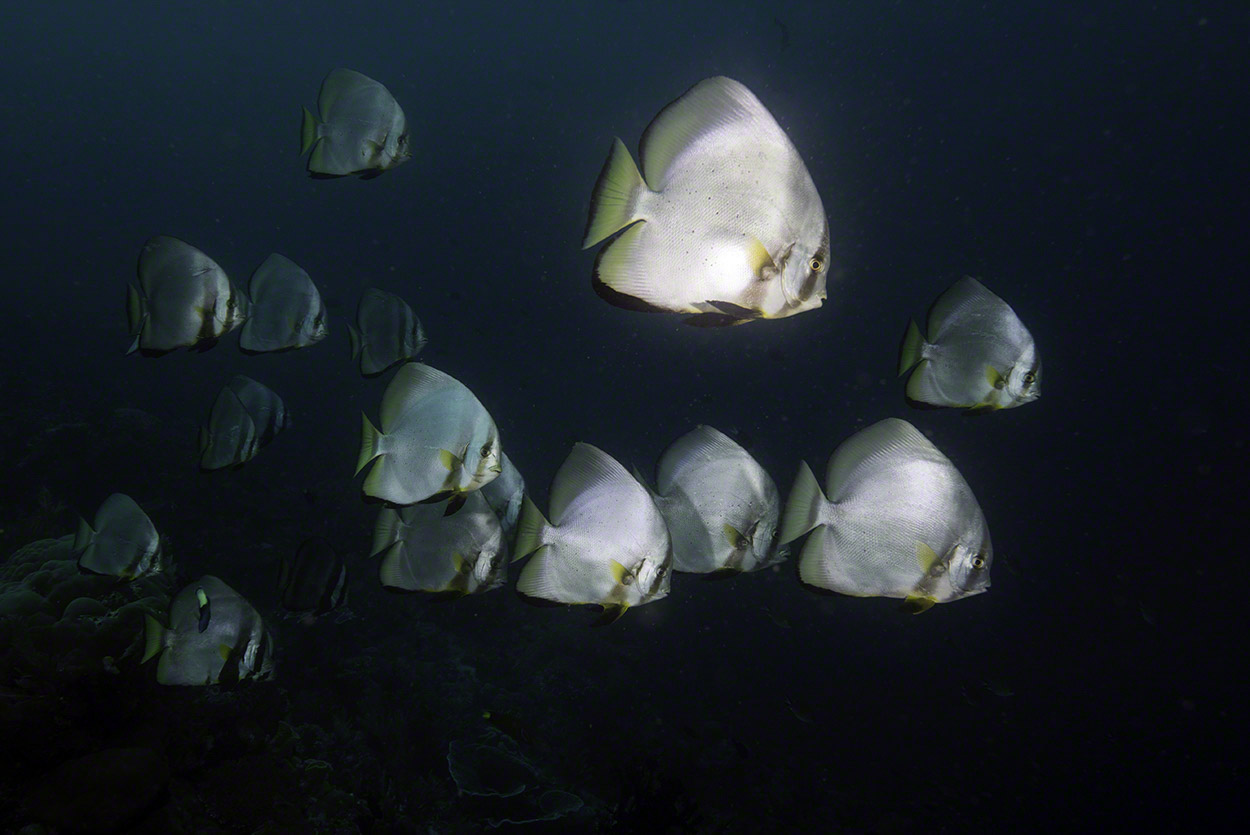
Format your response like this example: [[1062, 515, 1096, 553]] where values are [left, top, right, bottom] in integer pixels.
[[746, 236, 777, 279], [902, 595, 937, 614], [723, 523, 746, 549], [582, 137, 646, 249], [218, 644, 233, 662], [452, 552, 468, 574], [439, 448, 462, 472], [141, 614, 166, 664]]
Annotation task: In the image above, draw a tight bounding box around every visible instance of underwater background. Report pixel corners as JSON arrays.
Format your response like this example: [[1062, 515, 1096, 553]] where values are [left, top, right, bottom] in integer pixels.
[[1, 1, 1245, 832]]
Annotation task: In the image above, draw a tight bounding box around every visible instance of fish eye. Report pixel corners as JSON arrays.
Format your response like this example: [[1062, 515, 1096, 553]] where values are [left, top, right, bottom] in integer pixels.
[[1024, 371, 1036, 385], [972, 556, 986, 569], [480, 443, 492, 458], [809, 256, 825, 272]]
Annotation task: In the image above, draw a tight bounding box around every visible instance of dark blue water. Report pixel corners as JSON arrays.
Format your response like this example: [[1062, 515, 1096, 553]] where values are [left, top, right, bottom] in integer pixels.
[[1, 2, 1244, 831]]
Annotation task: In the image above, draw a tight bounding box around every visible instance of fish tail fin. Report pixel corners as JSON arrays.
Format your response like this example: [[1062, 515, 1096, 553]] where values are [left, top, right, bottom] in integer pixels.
[[141, 614, 167, 664], [512, 495, 549, 562], [356, 413, 382, 476], [582, 137, 645, 249], [347, 322, 362, 361], [797, 526, 836, 588], [72, 517, 95, 556], [898, 319, 926, 376], [300, 106, 320, 156], [779, 460, 827, 545]]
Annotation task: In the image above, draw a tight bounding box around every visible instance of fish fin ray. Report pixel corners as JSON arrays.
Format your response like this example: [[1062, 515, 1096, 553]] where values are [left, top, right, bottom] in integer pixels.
[[583, 137, 646, 248], [779, 460, 825, 544], [898, 319, 926, 376]]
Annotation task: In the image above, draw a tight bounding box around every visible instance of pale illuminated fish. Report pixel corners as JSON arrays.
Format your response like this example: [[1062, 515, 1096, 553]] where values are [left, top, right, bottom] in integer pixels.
[[641, 425, 784, 574], [126, 235, 248, 355], [227, 375, 289, 447], [348, 288, 426, 377], [238, 253, 328, 353], [582, 76, 830, 326], [898, 277, 1040, 413], [278, 538, 347, 617], [514, 443, 671, 622], [142, 575, 274, 685], [300, 68, 410, 178], [73, 493, 164, 580], [356, 363, 501, 507], [779, 418, 991, 613], [375, 492, 507, 595], [481, 452, 525, 538]]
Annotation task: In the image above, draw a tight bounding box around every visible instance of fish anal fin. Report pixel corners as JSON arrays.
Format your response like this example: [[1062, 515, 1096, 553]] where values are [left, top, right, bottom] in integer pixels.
[[901, 595, 937, 614]]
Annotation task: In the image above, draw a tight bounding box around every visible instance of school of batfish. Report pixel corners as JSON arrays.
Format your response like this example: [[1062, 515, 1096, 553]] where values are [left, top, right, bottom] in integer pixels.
[[100, 71, 1040, 684]]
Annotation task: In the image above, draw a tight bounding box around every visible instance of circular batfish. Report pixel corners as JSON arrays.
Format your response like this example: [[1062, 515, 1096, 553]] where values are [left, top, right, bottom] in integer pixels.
[[73, 492, 165, 580], [582, 76, 830, 327], [779, 419, 991, 613], [898, 277, 1041, 413], [300, 68, 410, 178], [356, 363, 502, 506], [643, 425, 784, 575], [374, 491, 508, 595], [348, 288, 426, 377], [126, 235, 248, 355], [239, 253, 328, 353], [513, 442, 672, 623]]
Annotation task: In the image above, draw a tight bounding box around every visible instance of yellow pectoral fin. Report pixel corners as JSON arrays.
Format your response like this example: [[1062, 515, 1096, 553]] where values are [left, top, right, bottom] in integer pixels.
[[218, 644, 233, 661], [915, 542, 940, 573], [439, 449, 462, 472], [746, 236, 777, 279], [985, 365, 1007, 390], [608, 559, 629, 585], [723, 523, 747, 549]]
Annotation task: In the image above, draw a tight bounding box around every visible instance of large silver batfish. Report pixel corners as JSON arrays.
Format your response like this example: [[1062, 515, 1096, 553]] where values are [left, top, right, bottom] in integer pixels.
[[514, 442, 671, 623], [126, 236, 248, 355], [779, 419, 991, 613], [300, 68, 410, 178], [582, 76, 830, 326], [899, 277, 1041, 413]]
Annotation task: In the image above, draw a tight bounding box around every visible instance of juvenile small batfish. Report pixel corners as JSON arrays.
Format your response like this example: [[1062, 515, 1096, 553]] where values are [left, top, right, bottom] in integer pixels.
[[73, 493, 164, 580], [347, 288, 427, 377], [898, 277, 1040, 413], [779, 419, 991, 612], [582, 76, 830, 326], [300, 68, 410, 178], [376, 492, 508, 595], [278, 538, 347, 617], [514, 443, 671, 622], [481, 452, 525, 539], [356, 363, 502, 506], [642, 425, 784, 574], [238, 253, 328, 353], [142, 575, 274, 685], [126, 235, 248, 355]]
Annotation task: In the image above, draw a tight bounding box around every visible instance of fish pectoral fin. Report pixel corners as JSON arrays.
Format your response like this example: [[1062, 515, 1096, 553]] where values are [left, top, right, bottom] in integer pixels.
[[901, 595, 937, 614], [452, 552, 470, 574], [723, 523, 748, 550], [985, 365, 1007, 389], [217, 643, 233, 662], [915, 542, 940, 574], [608, 559, 632, 586], [746, 235, 778, 279], [439, 448, 463, 472]]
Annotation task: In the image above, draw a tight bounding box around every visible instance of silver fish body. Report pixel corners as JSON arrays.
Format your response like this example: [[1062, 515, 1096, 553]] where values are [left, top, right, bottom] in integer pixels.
[[514, 443, 671, 617], [239, 253, 328, 353], [143, 575, 274, 685], [583, 77, 830, 326], [647, 425, 783, 574], [899, 277, 1040, 412], [126, 236, 248, 355], [199, 376, 287, 470], [375, 491, 507, 595], [481, 452, 525, 538], [349, 288, 426, 377], [779, 419, 991, 611], [73, 493, 164, 580], [301, 69, 410, 177], [356, 363, 501, 505]]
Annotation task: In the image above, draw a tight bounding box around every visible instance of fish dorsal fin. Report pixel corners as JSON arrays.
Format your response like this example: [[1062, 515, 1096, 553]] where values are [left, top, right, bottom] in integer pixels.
[[825, 419, 937, 503], [926, 276, 1003, 341], [656, 424, 746, 493], [639, 76, 780, 190], [380, 362, 458, 429], [318, 68, 372, 119], [549, 442, 634, 526]]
